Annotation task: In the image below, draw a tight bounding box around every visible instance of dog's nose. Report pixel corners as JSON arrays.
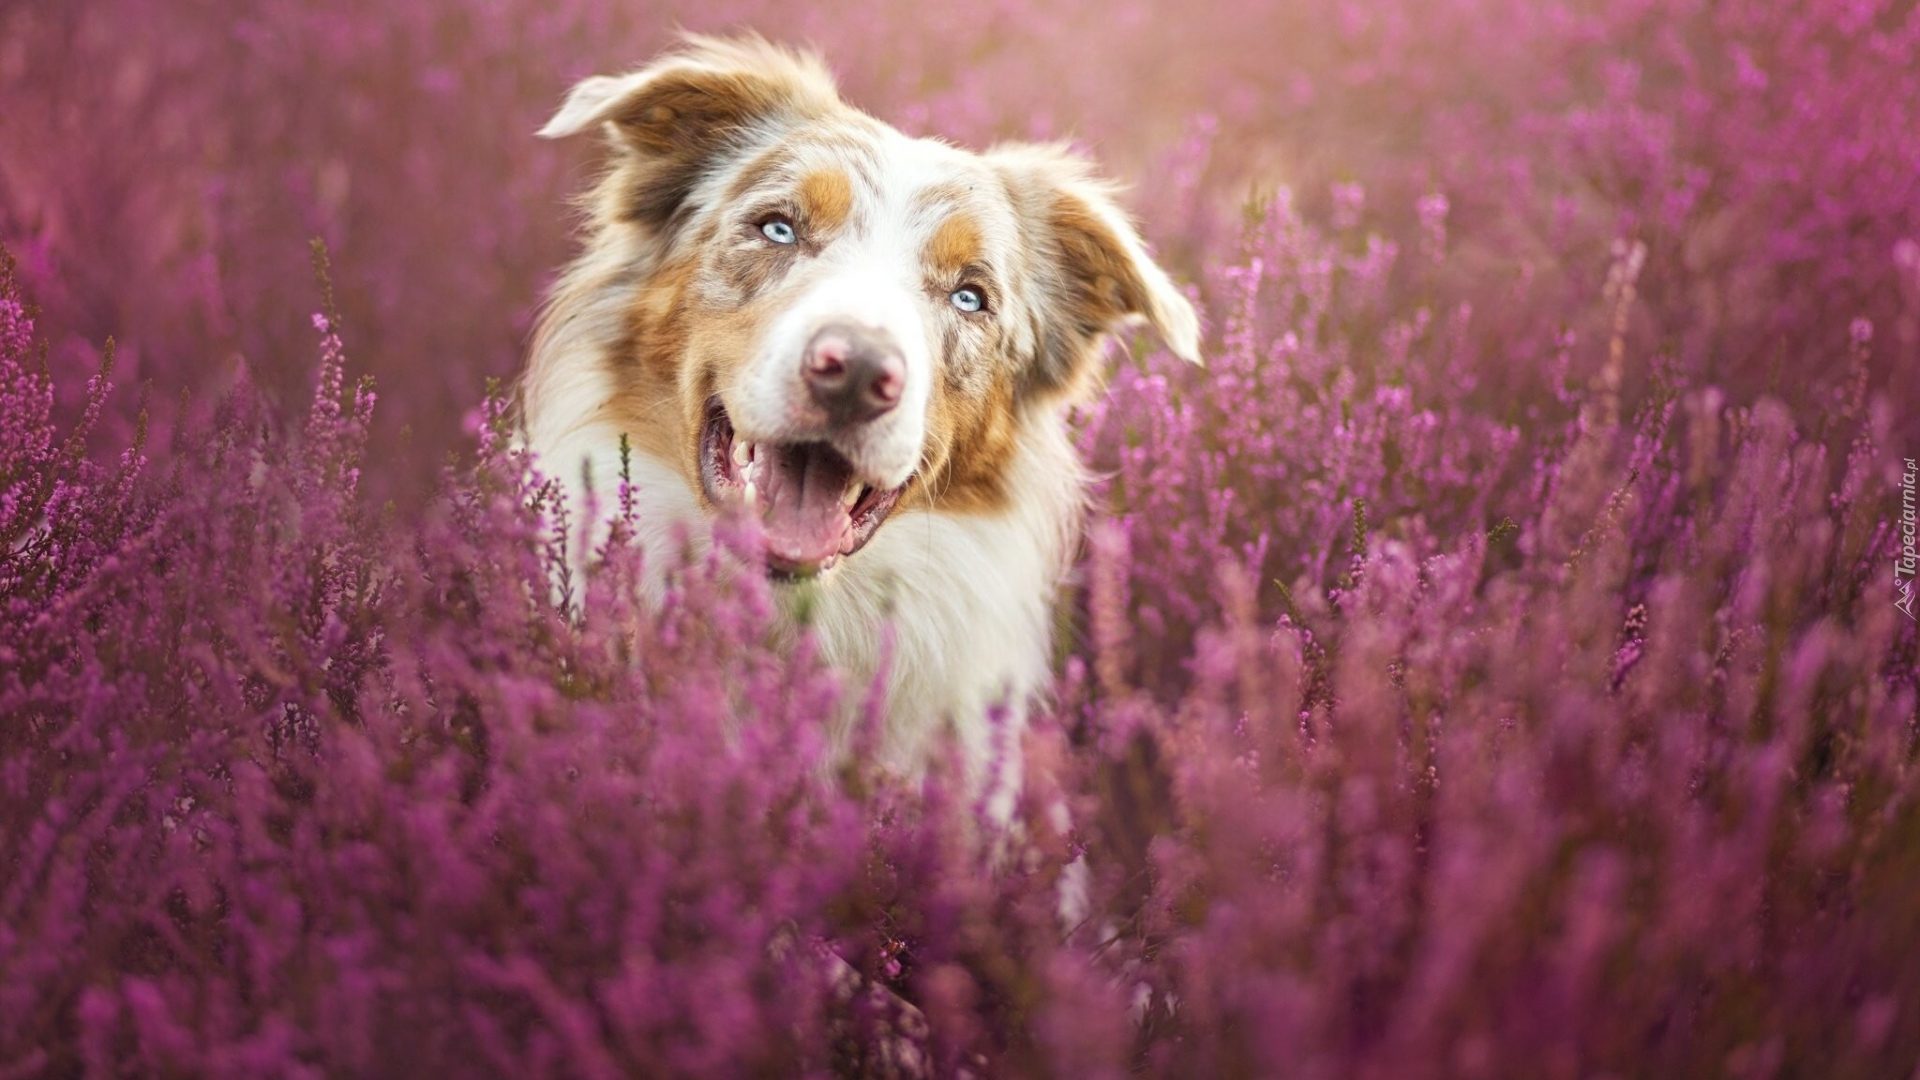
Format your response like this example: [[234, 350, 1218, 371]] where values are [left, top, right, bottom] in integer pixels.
[[803, 323, 904, 425]]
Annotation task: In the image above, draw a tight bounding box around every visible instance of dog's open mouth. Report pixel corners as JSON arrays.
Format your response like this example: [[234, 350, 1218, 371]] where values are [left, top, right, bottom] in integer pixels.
[[700, 402, 906, 579]]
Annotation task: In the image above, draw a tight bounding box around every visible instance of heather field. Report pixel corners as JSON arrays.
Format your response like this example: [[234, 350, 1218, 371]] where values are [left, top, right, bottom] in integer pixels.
[[4, 1, 1920, 1076]]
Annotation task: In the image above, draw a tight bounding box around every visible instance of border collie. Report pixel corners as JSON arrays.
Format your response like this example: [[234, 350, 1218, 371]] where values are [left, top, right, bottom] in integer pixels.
[[524, 34, 1197, 800]]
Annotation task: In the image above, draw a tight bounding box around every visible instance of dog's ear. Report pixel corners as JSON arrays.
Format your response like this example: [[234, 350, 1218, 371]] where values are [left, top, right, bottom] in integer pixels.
[[993, 143, 1201, 399], [539, 34, 842, 228]]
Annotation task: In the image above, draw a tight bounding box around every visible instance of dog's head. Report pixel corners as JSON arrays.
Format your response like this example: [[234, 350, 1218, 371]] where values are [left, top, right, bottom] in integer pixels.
[[540, 35, 1198, 578]]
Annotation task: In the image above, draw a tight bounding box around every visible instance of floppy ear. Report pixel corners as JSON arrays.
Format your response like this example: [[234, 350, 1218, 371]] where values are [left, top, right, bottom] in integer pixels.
[[538, 34, 842, 228], [993, 143, 1202, 398]]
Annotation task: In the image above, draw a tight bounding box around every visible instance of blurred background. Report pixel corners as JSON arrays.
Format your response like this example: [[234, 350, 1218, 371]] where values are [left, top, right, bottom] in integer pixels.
[[6, 7, 1920, 1071], [3, 0, 1916, 502]]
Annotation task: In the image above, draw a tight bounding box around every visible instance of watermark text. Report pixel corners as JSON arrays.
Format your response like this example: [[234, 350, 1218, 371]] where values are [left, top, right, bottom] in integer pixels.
[[1898, 457, 1917, 620]]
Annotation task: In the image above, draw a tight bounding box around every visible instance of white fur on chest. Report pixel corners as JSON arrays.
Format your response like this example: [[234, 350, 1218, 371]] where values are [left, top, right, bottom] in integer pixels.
[[528, 399, 1081, 792], [794, 419, 1082, 789]]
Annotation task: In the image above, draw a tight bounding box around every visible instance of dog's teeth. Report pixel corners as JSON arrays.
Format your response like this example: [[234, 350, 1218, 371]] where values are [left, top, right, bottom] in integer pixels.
[[841, 484, 861, 509], [731, 442, 750, 469], [743, 481, 758, 508]]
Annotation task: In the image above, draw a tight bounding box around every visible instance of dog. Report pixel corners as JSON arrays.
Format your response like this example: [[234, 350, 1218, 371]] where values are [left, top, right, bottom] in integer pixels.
[[523, 34, 1198, 803]]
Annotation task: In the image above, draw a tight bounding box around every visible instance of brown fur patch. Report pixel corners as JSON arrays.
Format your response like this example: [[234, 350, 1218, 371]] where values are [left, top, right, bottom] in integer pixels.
[[907, 371, 1020, 515], [1020, 192, 1152, 400], [606, 246, 808, 507], [926, 212, 983, 280], [798, 168, 855, 233], [1050, 195, 1147, 327], [600, 253, 701, 472], [605, 61, 842, 230]]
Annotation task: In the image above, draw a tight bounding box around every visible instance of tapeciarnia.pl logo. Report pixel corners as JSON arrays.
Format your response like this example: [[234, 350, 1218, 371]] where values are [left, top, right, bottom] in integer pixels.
[[1898, 457, 1917, 621]]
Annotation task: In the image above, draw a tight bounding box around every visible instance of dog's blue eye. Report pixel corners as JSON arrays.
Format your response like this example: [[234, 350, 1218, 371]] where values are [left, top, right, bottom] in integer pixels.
[[950, 287, 985, 313], [760, 217, 797, 245]]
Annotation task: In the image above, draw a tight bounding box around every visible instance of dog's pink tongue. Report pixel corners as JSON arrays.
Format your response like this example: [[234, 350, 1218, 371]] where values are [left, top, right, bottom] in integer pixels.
[[757, 443, 854, 570]]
